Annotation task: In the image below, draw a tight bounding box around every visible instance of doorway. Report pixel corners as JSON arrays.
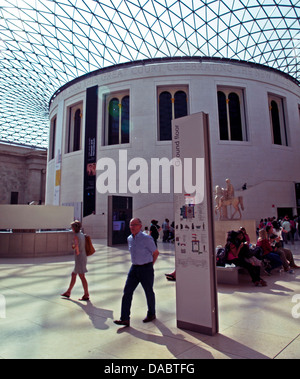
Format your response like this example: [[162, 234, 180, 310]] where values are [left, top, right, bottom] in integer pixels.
[[277, 207, 293, 219], [108, 196, 133, 246]]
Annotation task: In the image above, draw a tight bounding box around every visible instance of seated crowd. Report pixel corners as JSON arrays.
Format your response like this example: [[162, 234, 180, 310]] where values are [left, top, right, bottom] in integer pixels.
[[217, 218, 299, 287], [165, 215, 299, 284]]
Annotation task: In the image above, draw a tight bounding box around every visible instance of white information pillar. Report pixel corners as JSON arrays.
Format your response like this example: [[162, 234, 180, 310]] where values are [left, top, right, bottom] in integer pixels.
[[172, 112, 218, 336]]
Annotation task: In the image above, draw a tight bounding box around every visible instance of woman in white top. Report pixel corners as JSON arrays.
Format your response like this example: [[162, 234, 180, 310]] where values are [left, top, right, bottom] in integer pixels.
[[271, 222, 299, 271], [271, 221, 283, 243]]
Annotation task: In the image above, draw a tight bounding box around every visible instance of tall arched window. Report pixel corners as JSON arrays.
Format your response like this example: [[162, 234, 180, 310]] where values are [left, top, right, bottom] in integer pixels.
[[174, 90, 188, 119], [49, 116, 56, 161], [66, 103, 83, 153], [158, 87, 188, 141], [108, 98, 120, 145], [218, 91, 228, 140], [269, 95, 288, 146], [106, 92, 130, 146], [228, 92, 243, 141], [159, 91, 172, 141], [73, 109, 81, 151], [217, 88, 247, 141], [121, 95, 130, 144]]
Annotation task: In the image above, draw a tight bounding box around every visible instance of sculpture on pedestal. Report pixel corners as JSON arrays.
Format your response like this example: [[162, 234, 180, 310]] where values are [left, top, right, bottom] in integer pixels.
[[214, 179, 244, 220]]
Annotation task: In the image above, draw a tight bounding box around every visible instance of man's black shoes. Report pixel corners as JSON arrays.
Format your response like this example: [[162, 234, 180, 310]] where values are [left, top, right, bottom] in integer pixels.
[[114, 315, 156, 326], [143, 315, 156, 323], [114, 319, 130, 327]]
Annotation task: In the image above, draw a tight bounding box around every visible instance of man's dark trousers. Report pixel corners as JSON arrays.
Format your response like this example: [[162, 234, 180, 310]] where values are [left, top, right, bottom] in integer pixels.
[[121, 262, 155, 321]]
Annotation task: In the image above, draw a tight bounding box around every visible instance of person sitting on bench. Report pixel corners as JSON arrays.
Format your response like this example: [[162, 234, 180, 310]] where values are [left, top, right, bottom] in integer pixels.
[[225, 230, 267, 287]]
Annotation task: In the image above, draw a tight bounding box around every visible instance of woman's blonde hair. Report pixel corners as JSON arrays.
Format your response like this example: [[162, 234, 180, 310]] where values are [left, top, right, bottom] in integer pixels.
[[71, 220, 81, 233], [258, 228, 267, 239]]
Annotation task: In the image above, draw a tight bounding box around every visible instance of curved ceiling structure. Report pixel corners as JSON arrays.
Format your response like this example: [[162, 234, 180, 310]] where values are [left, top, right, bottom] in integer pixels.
[[0, 0, 299, 148]]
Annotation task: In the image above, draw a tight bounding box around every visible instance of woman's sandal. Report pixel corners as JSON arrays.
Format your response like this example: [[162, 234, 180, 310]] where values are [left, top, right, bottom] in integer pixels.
[[61, 292, 70, 298], [165, 273, 176, 281], [79, 296, 90, 301]]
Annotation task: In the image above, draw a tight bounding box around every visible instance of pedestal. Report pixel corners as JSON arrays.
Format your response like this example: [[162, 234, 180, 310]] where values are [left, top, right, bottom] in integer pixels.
[[214, 219, 256, 247]]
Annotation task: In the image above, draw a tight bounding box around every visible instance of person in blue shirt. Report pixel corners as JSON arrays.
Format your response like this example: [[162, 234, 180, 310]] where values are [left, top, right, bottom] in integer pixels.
[[114, 218, 159, 327]]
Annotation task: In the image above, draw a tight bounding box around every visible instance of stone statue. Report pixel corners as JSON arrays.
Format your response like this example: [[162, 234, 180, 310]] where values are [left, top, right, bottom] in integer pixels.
[[214, 179, 244, 220], [225, 178, 234, 200]]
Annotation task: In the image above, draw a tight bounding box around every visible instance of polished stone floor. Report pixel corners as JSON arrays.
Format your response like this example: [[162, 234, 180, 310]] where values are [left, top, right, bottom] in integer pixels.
[[0, 239, 299, 359]]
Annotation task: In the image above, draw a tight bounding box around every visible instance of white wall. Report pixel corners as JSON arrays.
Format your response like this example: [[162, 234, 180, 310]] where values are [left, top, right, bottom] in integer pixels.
[[47, 59, 300, 238], [0, 205, 74, 229]]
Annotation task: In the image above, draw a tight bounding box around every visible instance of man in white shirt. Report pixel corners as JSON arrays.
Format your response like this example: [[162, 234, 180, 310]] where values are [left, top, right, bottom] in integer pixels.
[[282, 216, 294, 245]]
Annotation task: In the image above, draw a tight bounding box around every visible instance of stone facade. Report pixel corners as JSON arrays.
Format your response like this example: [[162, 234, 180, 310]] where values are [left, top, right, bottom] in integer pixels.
[[0, 143, 47, 205]]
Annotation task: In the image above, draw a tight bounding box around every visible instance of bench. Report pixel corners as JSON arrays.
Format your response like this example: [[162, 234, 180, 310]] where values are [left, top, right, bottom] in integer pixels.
[[216, 265, 242, 284]]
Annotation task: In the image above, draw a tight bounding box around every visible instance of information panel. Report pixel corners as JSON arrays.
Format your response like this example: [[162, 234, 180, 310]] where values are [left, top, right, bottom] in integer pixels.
[[172, 112, 218, 336]]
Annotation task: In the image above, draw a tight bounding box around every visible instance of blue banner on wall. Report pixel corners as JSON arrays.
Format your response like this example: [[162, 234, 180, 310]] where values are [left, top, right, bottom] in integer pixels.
[[83, 85, 98, 217]]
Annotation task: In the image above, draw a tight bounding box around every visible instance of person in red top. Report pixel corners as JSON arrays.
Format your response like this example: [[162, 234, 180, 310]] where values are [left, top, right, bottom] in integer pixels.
[[256, 229, 282, 274], [225, 230, 266, 286], [239, 227, 250, 243]]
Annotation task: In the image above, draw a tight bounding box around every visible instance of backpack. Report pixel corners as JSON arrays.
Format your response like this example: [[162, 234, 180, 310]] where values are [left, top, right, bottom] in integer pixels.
[[216, 246, 227, 266], [85, 235, 95, 256], [150, 225, 159, 239], [250, 245, 263, 260]]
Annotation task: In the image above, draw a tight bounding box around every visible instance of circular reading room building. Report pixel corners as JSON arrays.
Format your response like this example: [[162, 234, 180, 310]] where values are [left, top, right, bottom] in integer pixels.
[[46, 57, 300, 238]]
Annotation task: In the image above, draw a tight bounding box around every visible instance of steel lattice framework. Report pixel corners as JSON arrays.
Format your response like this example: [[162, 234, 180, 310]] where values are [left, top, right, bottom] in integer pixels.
[[0, 0, 299, 148]]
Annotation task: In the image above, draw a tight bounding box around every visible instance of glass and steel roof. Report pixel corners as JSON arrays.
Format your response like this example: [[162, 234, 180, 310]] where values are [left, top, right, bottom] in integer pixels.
[[0, 0, 299, 148]]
